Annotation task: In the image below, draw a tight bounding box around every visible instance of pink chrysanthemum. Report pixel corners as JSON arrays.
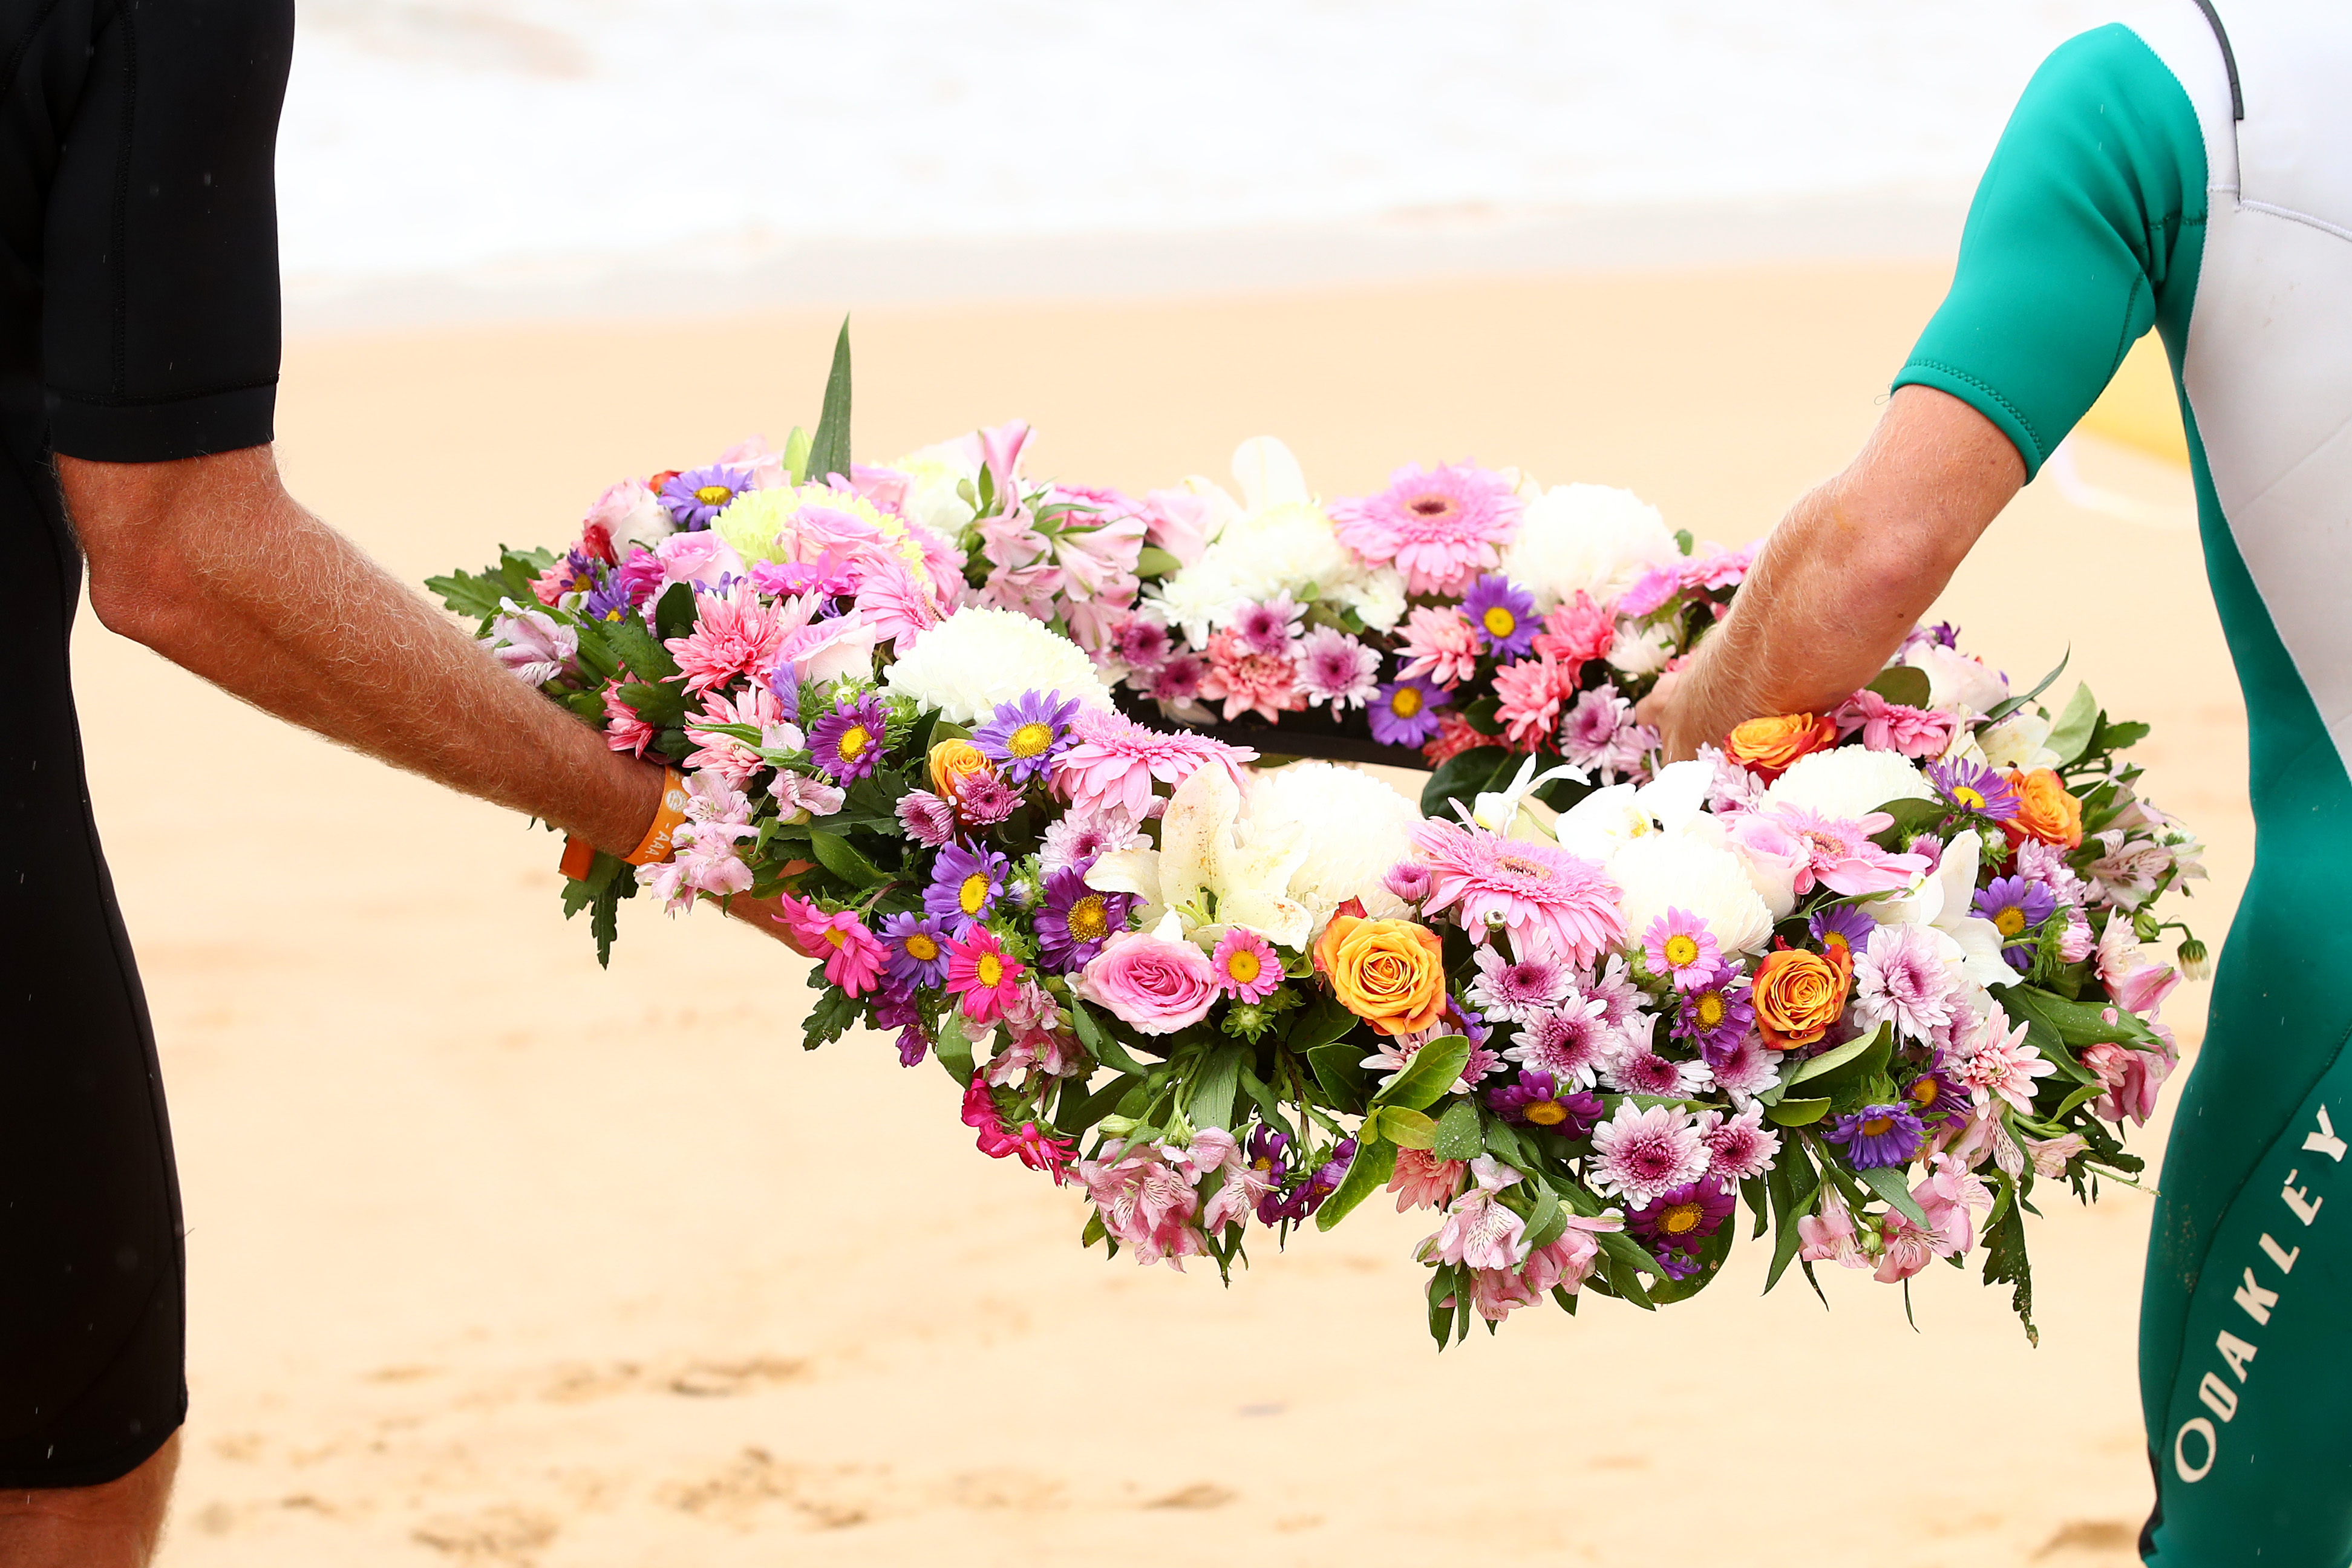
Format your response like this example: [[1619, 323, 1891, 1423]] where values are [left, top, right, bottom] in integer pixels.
[[1603, 1050, 1707, 1099], [1587, 1102, 1709, 1207], [1560, 682, 1651, 780], [1051, 706, 1257, 818], [1232, 596, 1306, 657], [1464, 942, 1571, 1024], [1210, 927, 1281, 1002], [1492, 655, 1576, 751], [1294, 625, 1381, 710], [1850, 922, 1960, 1042], [664, 581, 792, 694], [1507, 998, 1616, 1089], [1198, 627, 1305, 722], [1329, 462, 1524, 596], [1768, 803, 1930, 897], [1532, 590, 1616, 665], [1642, 908, 1722, 993], [682, 682, 793, 790], [1395, 604, 1481, 688], [1040, 805, 1148, 875], [1387, 1148, 1468, 1212], [944, 929, 1027, 1024], [1957, 1010, 2056, 1112], [602, 681, 656, 758], [895, 789, 959, 846], [1697, 1105, 1781, 1182], [1410, 818, 1624, 964]]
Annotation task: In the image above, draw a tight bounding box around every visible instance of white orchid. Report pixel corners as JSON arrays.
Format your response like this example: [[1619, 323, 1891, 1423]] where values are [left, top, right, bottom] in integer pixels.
[[1457, 753, 1590, 840], [1870, 827, 2014, 995], [1085, 762, 1313, 949], [1546, 758, 1714, 860]]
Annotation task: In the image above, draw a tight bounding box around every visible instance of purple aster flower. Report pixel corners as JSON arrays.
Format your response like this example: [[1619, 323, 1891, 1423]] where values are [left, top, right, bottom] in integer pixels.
[[1246, 1127, 1294, 1224], [1628, 1178, 1735, 1279], [924, 842, 1010, 934], [1232, 596, 1305, 656], [1973, 873, 2057, 969], [1114, 616, 1173, 669], [973, 689, 1083, 785], [1674, 967, 1754, 1057], [1486, 1070, 1603, 1136], [1368, 675, 1450, 747], [581, 566, 636, 623], [1033, 864, 1135, 973], [809, 694, 889, 782], [762, 665, 803, 722], [660, 464, 753, 530], [1297, 1137, 1359, 1218], [1929, 757, 2021, 822], [1295, 625, 1381, 710], [869, 988, 930, 1067], [879, 911, 952, 991], [1808, 903, 1877, 969], [1826, 1102, 1926, 1169], [1461, 573, 1539, 659], [896, 790, 959, 846], [1151, 652, 1207, 702], [1903, 1067, 1971, 1123]]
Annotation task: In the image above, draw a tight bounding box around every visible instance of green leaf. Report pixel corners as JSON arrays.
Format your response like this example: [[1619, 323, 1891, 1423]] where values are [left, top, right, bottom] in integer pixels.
[[2089, 717, 2151, 754], [1374, 1035, 1471, 1112], [616, 679, 687, 726], [806, 828, 890, 888], [1287, 989, 1361, 1052], [1431, 1099, 1485, 1161], [1376, 1106, 1439, 1149], [2045, 681, 2100, 768], [426, 566, 512, 621], [1522, 1181, 1567, 1250], [1056, 1071, 1142, 1137], [1872, 795, 1950, 849], [1982, 648, 2070, 725], [1189, 1043, 1246, 1131], [1789, 1022, 1893, 1096], [1596, 1230, 1662, 1307], [1981, 1181, 2039, 1345], [603, 614, 680, 681], [653, 581, 697, 644], [1642, 1219, 1736, 1305], [1305, 1042, 1368, 1112], [587, 878, 624, 968], [1134, 545, 1183, 580], [806, 317, 854, 483], [1855, 1162, 1932, 1231], [1763, 1142, 1823, 1292], [1462, 696, 1503, 736], [1865, 664, 1932, 708], [1998, 982, 2157, 1061], [1420, 746, 1509, 817], [1066, 998, 1146, 1074], [800, 987, 860, 1052], [935, 1008, 976, 1085], [781, 425, 812, 485], [1766, 1096, 1832, 1126], [1426, 1264, 1459, 1350], [1315, 1138, 1397, 1232]]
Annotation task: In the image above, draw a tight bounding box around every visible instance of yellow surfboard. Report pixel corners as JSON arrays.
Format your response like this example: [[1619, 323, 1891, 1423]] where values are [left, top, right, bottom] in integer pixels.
[[2079, 331, 2189, 465]]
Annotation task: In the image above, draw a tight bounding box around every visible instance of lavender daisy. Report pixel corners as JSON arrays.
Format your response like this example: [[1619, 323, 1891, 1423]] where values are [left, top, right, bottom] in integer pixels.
[[924, 842, 1010, 934], [1674, 967, 1755, 1058], [1461, 573, 1539, 659], [1903, 1066, 1972, 1123], [659, 464, 753, 530], [878, 911, 952, 991], [973, 689, 1083, 785], [1973, 874, 2057, 969], [809, 694, 889, 783], [1033, 864, 1135, 973], [1486, 1070, 1603, 1135], [1295, 625, 1382, 710], [1929, 757, 2021, 821], [1368, 675, 1450, 747], [1826, 1102, 1926, 1169]]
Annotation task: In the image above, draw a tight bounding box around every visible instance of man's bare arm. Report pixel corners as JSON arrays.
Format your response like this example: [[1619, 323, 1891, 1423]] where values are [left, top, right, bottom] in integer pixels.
[[1645, 385, 2026, 760], [64, 445, 665, 856]]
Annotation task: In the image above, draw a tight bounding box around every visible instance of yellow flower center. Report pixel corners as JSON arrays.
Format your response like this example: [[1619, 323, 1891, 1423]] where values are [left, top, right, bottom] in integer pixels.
[[904, 932, 939, 962], [1661, 1202, 1704, 1236], [1067, 895, 1109, 943], [1695, 991, 1726, 1028], [1482, 606, 1517, 639], [976, 953, 1003, 988], [837, 724, 873, 761], [960, 874, 991, 915], [1861, 1116, 1895, 1138], [824, 927, 846, 949], [1226, 949, 1262, 984], [1252, 1157, 1275, 1173], [1007, 720, 1055, 759], [1953, 785, 1987, 810], [1663, 933, 1699, 968], [1909, 1078, 1939, 1110], [1524, 1100, 1568, 1126], [1390, 685, 1423, 718], [694, 483, 734, 505], [1994, 907, 2027, 937]]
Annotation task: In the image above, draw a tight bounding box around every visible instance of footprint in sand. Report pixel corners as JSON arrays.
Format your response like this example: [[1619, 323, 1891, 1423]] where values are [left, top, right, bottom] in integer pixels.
[[2034, 1520, 2140, 1559]]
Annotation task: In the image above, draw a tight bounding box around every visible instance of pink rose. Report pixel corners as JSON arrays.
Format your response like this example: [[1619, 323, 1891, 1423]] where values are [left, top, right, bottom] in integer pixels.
[[655, 528, 744, 592], [1722, 809, 1807, 918], [1072, 923, 1217, 1036]]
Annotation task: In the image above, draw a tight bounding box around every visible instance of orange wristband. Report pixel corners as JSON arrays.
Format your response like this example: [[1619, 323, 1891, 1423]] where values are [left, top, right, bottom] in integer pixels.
[[560, 768, 691, 881]]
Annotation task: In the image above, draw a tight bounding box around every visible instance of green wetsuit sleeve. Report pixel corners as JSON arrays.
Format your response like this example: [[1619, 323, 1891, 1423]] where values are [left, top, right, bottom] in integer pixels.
[[1893, 24, 2206, 479]]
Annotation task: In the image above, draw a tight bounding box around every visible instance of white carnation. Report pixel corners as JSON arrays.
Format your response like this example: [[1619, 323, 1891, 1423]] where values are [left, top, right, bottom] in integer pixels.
[[1609, 832, 1775, 957], [881, 606, 1115, 724], [1764, 746, 1934, 821], [1242, 762, 1420, 929], [1498, 483, 1681, 610]]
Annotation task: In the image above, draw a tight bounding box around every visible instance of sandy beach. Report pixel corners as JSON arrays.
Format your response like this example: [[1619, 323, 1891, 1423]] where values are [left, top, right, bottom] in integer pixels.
[[74, 261, 2238, 1566]]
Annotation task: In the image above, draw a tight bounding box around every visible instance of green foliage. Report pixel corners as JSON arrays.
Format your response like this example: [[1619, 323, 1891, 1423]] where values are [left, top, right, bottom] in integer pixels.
[[1429, 1099, 1485, 1161], [1374, 1035, 1471, 1112], [1134, 545, 1183, 580], [1315, 1138, 1397, 1232], [934, 1008, 976, 1085], [1374, 1105, 1439, 1149], [1305, 1042, 1368, 1112], [1763, 1138, 1823, 1293], [1419, 746, 1509, 818], [654, 581, 697, 644], [1065, 997, 1146, 1074], [801, 985, 861, 1052], [1864, 664, 1932, 708], [1855, 1162, 1932, 1230], [1188, 1043, 1247, 1131], [1765, 1096, 1831, 1126], [2044, 681, 2100, 767], [602, 615, 679, 681], [807, 828, 891, 888], [1981, 1179, 2039, 1345], [806, 318, 854, 483]]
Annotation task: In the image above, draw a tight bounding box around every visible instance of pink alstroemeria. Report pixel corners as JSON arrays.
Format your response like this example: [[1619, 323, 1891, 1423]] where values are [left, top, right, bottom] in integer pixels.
[[1911, 1153, 1994, 1256], [1797, 1185, 1868, 1270], [1420, 1157, 1530, 1272], [2080, 1040, 2171, 1126], [1076, 1139, 1207, 1270]]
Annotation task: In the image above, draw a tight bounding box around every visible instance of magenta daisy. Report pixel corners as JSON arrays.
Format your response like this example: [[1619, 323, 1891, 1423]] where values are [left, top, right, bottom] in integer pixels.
[[1232, 596, 1306, 657], [1587, 1102, 1709, 1207], [1210, 927, 1282, 1002], [1328, 461, 1524, 596], [1628, 1178, 1735, 1279], [943, 928, 1025, 1024], [1604, 1048, 1708, 1099], [1410, 818, 1625, 965], [1294, 625, 1381, 710], [1149, 650, 1207, 702], [1642, 908, 1723, 993]]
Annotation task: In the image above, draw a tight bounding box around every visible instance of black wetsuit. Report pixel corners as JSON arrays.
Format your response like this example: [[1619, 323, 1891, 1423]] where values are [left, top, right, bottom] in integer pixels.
[[0, 0, 289, 1487]]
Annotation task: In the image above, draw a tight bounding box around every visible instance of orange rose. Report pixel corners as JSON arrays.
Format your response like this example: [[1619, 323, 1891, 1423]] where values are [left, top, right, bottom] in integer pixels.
[[1723, 712, 1838, 781], [1751, 947, 1849, 1051], [2006, 767, 2084, 849], [928, 737, 993, 797], [1315, 915, 1448, 1037]]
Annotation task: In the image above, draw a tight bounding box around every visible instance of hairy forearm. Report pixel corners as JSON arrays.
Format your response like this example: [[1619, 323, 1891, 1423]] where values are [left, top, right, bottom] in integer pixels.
[[65, 448, 662, 856]]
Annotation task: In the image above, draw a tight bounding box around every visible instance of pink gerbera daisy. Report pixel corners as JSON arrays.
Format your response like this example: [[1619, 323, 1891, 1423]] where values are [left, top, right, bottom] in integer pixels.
[[1642, 908, 1722, 993], [1410, 818, 1625, 965], [944, 929, 1027, 1024], [774, 895, 889, 998], [1051, 706, 1257, 818], [1329, 462, 1524, 596], [1209, 927, 1281, 1002]]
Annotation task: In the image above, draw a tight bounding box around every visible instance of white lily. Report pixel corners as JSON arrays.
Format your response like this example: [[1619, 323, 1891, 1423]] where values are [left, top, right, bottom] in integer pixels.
[[1548, 758, 1716, 860], [1085, 763, 1313, 949], [1871, 826, 2014, 994]]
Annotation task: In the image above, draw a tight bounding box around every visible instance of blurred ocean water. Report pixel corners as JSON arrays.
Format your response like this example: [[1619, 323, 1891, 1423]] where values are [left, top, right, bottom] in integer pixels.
[[279, 1, 2129, 315]]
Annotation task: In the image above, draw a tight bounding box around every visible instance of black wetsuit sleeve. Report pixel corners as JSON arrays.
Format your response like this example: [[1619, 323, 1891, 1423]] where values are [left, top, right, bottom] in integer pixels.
[[42, 0, 292, 462]]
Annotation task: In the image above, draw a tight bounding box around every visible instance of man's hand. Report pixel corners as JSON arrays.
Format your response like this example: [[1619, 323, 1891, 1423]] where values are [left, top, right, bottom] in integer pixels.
[[1653, 386, 2025, 760], [64, 445, 665, 857]]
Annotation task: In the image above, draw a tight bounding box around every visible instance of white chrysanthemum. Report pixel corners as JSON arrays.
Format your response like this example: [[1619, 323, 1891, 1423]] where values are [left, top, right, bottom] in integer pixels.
[[1335, 566, 1408, 630], [713, 483, 923, 570], [1606, 621, 1676, 677], [1764, 746, 1934, 821], [1498, 483, 1681, 610], [1145, 499, 1365, 642], [1143, 563, 1252, 648], [881, 606, 1115, 724], [1243, 762, 1419, 927], [888, 440, 982, 535], [1608, 832, 1774, 957]]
